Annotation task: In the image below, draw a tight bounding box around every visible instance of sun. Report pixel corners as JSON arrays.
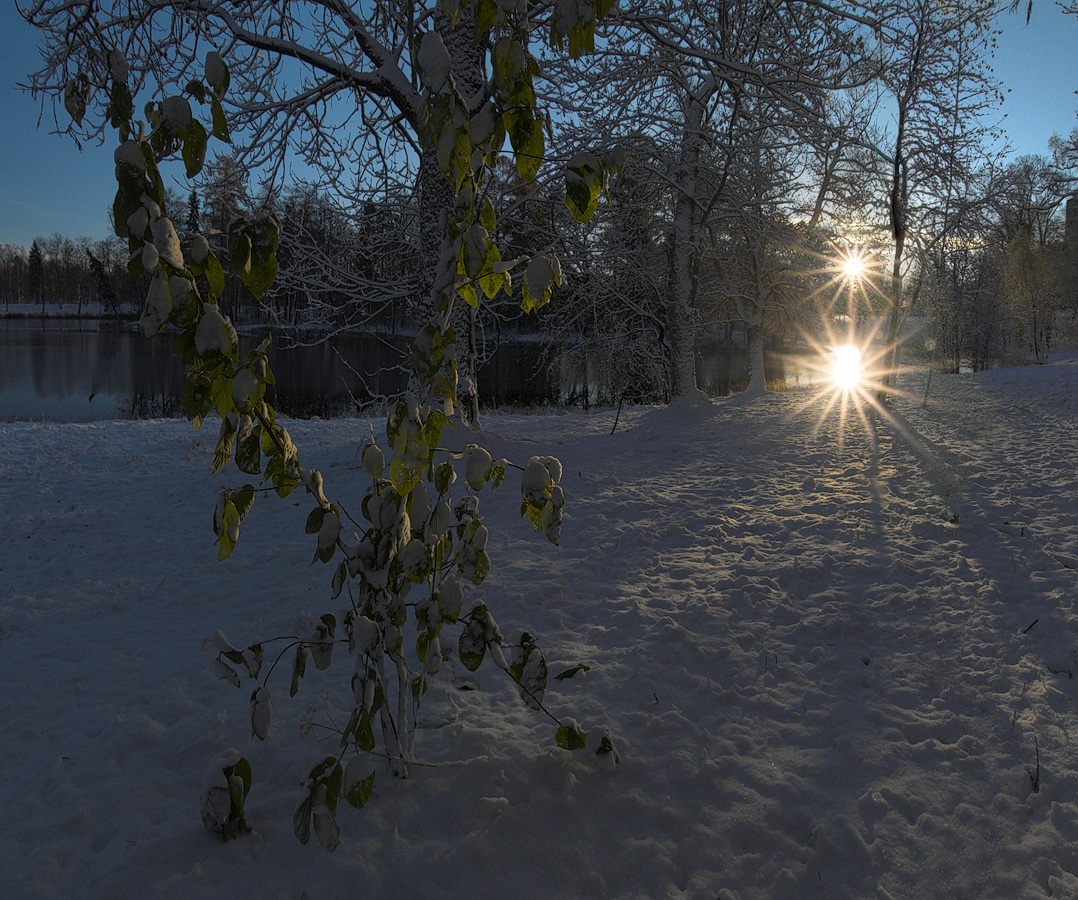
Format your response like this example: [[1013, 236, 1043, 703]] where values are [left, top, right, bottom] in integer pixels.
[[832, 344, 863, 390], [841, 252, 865, 281]]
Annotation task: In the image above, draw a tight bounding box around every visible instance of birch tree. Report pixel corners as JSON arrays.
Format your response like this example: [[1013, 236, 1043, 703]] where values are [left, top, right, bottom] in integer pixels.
[[872, 0, 1001, 391]]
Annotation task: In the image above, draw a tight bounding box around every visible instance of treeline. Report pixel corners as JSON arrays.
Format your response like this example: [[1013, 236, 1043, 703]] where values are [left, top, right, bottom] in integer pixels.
[[12, 0, 1078, 402], [5, 145, 1077, 389], [0, 234, 140, 315]]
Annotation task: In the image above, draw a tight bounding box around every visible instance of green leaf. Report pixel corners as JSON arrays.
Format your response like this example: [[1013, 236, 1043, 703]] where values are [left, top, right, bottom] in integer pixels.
[[108, 81, 134, 128], [305, 506, 326, 535], [241, 641, 263, 678], [211, 415, 236, 473], [186, 79, 207, 104], [231, 485, 254, 521], [458, 609, 488, 672], [205, 252, 225, 299], [211, 96, 231, 143], [229, 756, 253, 796], [474, 0, 498, 30], [565, 178, 597, 224], [479, 198, 497, 233], [346, 770, 375, 809], [211, 373, 235, 420], [230, 233, 252, 276], [325, 760, 344, 816], [182, 120, 208, 178], [218, 755, 253, 839], [235, 423, 261, 475], [293, 797, 313, 845], [355, 710, 376, 752], [244, 252, 278, 300], [217, 501, 239, 561], [457, 277, 478, 308], [389, 456, 424, 497], [554, 664, 591, 681], [555, 722, 587, 751], [290, 644, 308, 697], [509, 109, 544, 181], [64, 74, 88, 125], [181, 373, 214, 425]]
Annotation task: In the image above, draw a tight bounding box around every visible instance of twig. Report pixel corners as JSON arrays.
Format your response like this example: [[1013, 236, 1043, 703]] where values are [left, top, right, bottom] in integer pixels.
[[1027, 736, 1041, 793], [1022, 619, 1039, 635], [610, 395, 624, 435]]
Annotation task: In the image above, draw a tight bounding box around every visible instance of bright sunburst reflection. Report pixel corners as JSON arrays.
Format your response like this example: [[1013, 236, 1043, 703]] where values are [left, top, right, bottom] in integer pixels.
[[832, 344, 863, 390], [785, 241, 918, 448], [841, 252, 865, 282]]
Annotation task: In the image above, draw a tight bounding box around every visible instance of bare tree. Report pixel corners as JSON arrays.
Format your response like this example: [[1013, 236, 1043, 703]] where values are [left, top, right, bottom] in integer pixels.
[[872, 0, 1002, 391], [542, 0, 879, 400]]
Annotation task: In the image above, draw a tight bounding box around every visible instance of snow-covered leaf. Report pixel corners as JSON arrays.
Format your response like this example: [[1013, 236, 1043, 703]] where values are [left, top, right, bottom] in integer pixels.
[[151, 216, 184, 269], [251, 687, 272, 740]]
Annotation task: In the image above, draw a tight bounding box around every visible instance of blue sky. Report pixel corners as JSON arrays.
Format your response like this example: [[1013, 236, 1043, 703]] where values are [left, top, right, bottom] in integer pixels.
[[1, 2, 1077, 250]]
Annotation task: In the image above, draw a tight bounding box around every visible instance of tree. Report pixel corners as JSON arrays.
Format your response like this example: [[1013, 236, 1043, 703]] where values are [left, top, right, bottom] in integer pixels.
[[268, 185, 419, 336], [0, 245, 28, 308], [24, 0, 600, 425], [544, 0, 878, 399], [27, 0, 619, 848], [872, 0, 1002, 391], [184, 189, 201, 235], [28, 239, 43, 311]]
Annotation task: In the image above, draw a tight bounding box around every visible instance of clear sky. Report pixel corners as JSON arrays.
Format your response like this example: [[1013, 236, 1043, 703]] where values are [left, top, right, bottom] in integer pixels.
[[1, 2, 1077, 250]]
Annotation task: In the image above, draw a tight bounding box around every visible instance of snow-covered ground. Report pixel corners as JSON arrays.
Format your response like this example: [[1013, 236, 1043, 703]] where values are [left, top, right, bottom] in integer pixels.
[[2, 356, 1078, 899]]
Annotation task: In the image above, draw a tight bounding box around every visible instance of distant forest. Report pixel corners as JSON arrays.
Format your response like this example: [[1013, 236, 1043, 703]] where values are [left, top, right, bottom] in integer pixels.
[[4, 149, 1078, 391]]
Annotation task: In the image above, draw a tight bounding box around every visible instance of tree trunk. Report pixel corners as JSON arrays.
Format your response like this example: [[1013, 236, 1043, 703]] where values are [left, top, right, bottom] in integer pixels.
[[667, 87, 709, 400], [744, 311, 768, 396]]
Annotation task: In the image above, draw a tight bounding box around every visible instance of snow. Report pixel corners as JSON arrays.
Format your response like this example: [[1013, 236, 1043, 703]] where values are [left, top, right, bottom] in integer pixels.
[[3, 356, 1078, 898]]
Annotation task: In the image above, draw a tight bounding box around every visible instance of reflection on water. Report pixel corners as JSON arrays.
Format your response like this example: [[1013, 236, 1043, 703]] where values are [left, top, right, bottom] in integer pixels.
[[0, 318, 820, 422], [0, 319, 562, 421]]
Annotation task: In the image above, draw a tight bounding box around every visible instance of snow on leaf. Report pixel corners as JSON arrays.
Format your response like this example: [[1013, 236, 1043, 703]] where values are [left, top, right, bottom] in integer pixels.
[[313, 808, 340, 852], [200, 750, 248, 835], [231, 368, 259, 407], [189, 234, 210, 266], [362, 442, 385, 479], [521, 456, 551, 501], [141, 242, 159, 273], [160, 96, 193, 132], [465, 444, 494, 490], [108, 50, 128, 83], [208, 629, 238, 653], [195, 304, 235, 356], [114, 140, 147, 172], [151, 217, 184, 269], [417, 31, 452, 93], [212, 657, 241, 688], [127, 206, 149, 237], [140, 273, 172, 337]]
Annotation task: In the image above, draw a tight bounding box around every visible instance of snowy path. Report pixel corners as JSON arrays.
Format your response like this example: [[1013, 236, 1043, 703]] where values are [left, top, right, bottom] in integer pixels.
[[2, 358, 1078, 898]]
